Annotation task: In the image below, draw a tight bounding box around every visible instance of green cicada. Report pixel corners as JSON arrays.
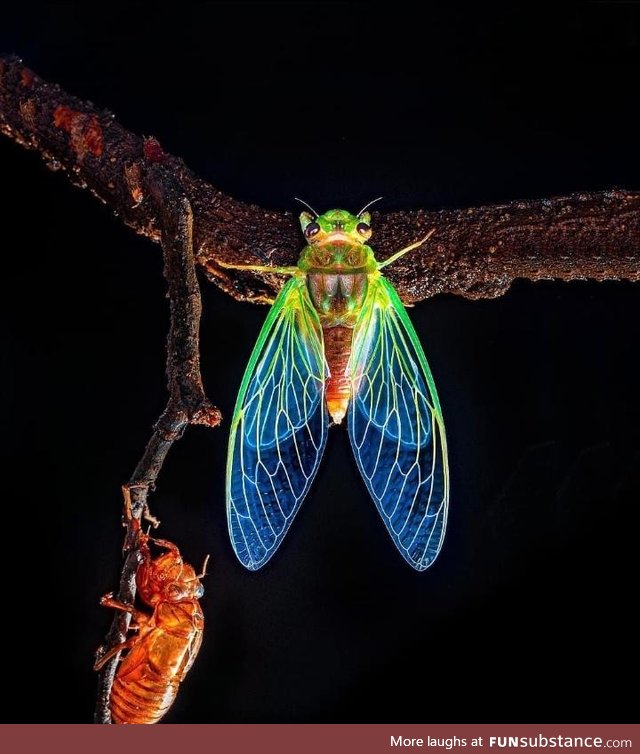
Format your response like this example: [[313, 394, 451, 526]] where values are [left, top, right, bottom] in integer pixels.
[[224, 206, 449, 571]]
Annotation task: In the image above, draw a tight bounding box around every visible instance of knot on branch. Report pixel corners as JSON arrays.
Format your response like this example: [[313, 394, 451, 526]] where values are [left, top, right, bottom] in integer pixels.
[[190, 403, 222, 427]]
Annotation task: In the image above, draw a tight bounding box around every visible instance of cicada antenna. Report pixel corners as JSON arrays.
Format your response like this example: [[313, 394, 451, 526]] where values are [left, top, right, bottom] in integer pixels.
[[357, 196, 384, 216], [196, 554, 210, 580], [294, 197, 319, 217]]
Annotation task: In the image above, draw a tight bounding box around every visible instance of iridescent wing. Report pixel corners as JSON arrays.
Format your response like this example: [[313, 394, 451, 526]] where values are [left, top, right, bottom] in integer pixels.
[[348, 275, 449, 570], [226, 277, 328, 570]]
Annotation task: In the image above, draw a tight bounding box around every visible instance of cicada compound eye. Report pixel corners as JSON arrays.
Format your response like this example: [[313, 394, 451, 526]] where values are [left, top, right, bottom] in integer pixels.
[[304, 222, 321, 239]]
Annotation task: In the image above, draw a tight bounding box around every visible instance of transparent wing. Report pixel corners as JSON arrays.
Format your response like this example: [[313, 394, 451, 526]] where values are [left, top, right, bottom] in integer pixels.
[[226, 277, 329, 570], [348, 276, 449, 570]]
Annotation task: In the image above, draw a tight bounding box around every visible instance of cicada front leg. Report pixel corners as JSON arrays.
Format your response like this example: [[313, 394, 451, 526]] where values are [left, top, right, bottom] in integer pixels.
[[217, 260, 299, 274], [93, 597, 151, 672], [98, 593, 146, 621]]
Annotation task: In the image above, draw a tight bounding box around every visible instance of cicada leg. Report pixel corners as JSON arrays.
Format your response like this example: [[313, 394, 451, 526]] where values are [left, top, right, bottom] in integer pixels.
[[99, 593, 148, 627], [377, 228, 436, 269], [146, 538, 210, 582], [122, 483, 160, 530], [217, 261, 299, 274], [147, 537, 179, 554], [93, 634, 140, 671], [94, 594, 151, 671]]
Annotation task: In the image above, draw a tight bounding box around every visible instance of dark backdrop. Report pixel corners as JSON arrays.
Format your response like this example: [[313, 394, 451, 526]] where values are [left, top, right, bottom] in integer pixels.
[[0, 4, 638, 723]]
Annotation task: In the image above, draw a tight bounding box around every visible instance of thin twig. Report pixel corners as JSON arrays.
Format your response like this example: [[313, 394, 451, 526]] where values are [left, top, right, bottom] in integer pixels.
[[1, 55, 638, 306], [93, 172, 220, 724]]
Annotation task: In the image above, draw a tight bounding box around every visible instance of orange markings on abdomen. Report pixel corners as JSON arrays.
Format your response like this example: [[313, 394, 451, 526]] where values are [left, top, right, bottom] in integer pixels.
[[324, 325, 353, 424]]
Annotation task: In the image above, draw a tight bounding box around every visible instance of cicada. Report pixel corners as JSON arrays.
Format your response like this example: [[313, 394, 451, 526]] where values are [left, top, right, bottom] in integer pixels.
[[224, 207, 449, 571], [95, 534, 207, 724]]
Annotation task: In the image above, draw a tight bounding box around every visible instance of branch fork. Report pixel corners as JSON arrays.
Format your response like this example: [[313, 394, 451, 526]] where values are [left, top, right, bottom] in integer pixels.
[[93, 177, 220, 724]]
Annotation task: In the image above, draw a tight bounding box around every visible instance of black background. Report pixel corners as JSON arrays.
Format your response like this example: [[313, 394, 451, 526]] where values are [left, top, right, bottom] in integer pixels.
[[1, 3, 638, 723]]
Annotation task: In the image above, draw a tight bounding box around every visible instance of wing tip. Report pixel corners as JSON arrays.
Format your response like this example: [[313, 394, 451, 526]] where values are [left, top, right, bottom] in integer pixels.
[[233, 545, 271, 571], [235, 554, 267, 571], [404, 545, 444, 572]]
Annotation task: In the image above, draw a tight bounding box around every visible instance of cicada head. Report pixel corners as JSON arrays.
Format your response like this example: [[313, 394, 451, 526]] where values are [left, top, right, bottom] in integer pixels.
[[136, 537, 205, 605], [298, 209, 377, 272]]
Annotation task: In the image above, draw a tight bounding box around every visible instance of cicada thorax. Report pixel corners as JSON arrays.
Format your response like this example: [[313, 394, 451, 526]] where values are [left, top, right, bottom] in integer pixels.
[[306, 271, 369, 324], [136, 538, 203, 605], [304, 242, 374, 424]]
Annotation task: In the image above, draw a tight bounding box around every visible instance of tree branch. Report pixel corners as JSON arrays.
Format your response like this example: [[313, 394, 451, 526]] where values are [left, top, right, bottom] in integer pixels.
[[93, 173, 220, 724], [1, 54, 638, 305]]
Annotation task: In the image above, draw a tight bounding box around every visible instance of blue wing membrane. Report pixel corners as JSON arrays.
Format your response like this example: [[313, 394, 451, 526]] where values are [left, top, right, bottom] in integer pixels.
[[348, 276, 449, 570], [226, 277, 329, 570]]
